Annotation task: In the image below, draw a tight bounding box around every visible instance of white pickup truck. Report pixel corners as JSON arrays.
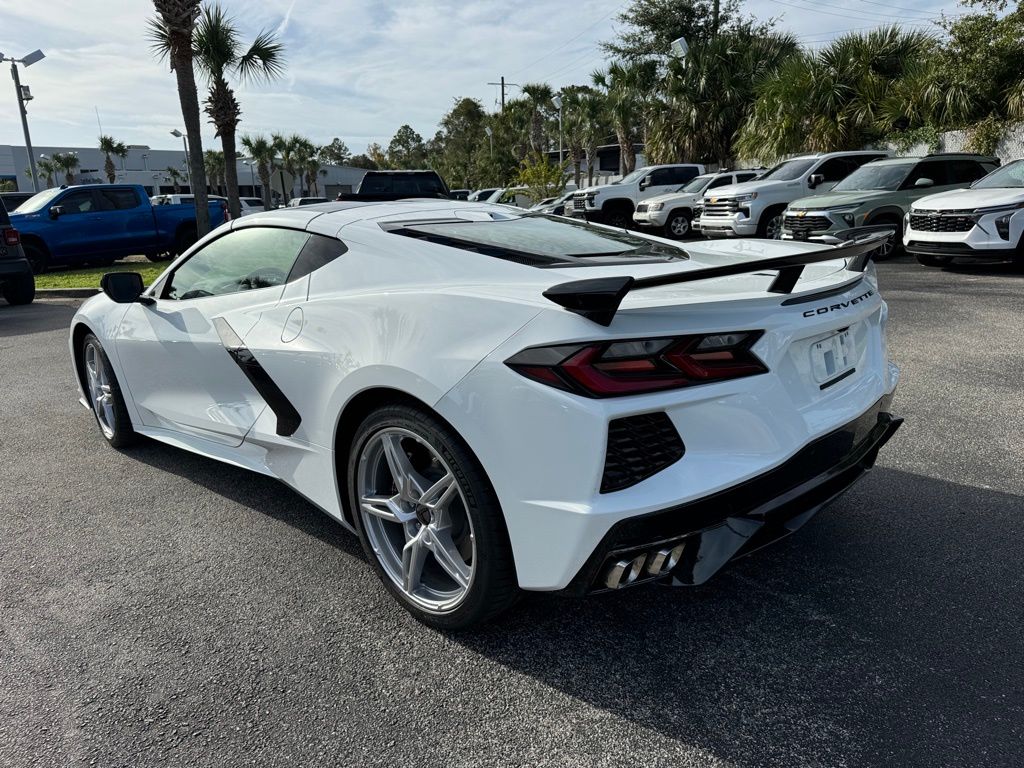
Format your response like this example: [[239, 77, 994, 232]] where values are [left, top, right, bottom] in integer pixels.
[[570, 164, 706, 228], [697, 151, 888, 239]]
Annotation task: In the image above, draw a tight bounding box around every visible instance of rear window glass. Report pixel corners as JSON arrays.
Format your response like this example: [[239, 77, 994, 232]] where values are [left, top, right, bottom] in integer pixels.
[[360, 173, 446, 196], [386, 214, 688, 267], [0, 199, 8, 225]]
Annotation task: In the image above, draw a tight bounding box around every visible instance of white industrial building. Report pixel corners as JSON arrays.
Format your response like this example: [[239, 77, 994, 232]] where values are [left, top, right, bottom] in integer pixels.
[[0, 143, 368, 201]]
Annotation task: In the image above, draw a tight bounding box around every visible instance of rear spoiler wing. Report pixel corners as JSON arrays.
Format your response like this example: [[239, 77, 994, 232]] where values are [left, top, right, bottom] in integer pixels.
[[542, 226, 895, 326]]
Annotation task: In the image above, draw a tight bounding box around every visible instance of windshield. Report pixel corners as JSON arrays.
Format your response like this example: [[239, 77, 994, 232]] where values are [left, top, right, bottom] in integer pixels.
[[833, 163, 913, 191], [759, 158, 818, 181], [389, 213, 687, 266], [972, 160, 1024, 189], [616, 168, 650, 185], [13, 187, 63, 214], [680, 175, 713, 194]]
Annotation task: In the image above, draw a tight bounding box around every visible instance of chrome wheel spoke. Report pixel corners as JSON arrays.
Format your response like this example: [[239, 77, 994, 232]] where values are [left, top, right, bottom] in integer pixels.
[[381, 433, 429, 498], [401, 528, 429, 593], [428, 528, 471, 589], [419, 472, 456, 511], [360, 493, 416, 524]]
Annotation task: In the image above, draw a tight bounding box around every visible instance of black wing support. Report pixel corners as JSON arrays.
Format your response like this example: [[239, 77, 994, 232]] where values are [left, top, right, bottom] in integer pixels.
[[542, 228, 893, 327]]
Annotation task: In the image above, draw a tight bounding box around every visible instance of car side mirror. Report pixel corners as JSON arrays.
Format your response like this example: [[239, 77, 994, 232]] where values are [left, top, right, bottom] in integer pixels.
[[638, 177, 649, 190], [49, 205, 64, 220], [808, 174, 825, 189], [101, 272, 149, 304], [914, 177, 934, 188]]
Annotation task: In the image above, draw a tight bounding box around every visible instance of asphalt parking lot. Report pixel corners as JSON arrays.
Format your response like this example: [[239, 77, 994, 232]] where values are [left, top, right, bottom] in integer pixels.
[[1, 256, 1022, 768]]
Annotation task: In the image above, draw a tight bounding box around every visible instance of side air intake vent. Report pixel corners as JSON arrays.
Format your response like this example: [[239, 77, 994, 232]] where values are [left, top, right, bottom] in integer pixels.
[[601, 412, 684, 493]]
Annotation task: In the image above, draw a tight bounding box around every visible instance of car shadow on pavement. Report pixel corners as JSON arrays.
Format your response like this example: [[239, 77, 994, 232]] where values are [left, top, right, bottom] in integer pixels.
[[450, 467, 1024, 767], [0, 299, 80, 336]]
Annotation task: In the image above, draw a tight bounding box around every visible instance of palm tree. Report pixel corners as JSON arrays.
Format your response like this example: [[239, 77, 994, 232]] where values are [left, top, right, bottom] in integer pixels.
[[98, 135, 129, 184], [240, 134, 276, 209], [520, 82, 555, 153], [592, 62, 651, 175], [737, 27, 936, 161], [193, 4, 285, 219], [272, 132, 307, 201], [51, 152, 80, 185], [165, 166, 184, 193], [204, 149, 226, 195], [149, 0, 210, 236], [648, 28, 798, 166], [35, 156, 57, 187]]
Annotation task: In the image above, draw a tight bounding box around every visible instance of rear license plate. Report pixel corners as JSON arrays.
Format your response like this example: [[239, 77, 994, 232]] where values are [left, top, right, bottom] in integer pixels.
[[810, 329, 855, 383]]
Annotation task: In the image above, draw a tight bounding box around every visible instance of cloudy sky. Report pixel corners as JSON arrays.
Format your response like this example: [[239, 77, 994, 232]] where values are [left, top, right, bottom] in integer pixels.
[[0, 0, 963, 156]]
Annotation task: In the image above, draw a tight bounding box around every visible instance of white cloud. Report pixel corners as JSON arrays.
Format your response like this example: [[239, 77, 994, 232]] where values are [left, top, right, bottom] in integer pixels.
[[0, 0, 961, 157]]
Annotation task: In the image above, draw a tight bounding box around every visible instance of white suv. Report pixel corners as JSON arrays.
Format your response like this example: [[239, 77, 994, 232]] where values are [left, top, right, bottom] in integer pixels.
[[697, 151, 888, 239], [571, 164, 706, 228], [905, 159, 1024, 267], [632, 169, 762, 238]]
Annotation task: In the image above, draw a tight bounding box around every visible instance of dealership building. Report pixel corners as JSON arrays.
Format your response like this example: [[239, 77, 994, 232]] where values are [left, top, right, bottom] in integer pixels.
[[0, 143, 367, 201]]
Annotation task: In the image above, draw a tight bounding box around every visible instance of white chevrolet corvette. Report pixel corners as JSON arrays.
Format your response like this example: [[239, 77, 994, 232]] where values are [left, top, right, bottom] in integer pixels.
[[69, 201, 902, 628]]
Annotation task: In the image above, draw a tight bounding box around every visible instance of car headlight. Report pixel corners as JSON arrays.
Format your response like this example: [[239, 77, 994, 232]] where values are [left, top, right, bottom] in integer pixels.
[[995, 212, 1013, 240], [734, 192, 757, 203], [648, 202, 664, 211]]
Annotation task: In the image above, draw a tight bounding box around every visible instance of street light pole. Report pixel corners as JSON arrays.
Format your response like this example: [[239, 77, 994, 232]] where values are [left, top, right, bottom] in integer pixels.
[[3, 49, 45, 193], [170, 129, 191, 190], [552, 94, 564, 166]]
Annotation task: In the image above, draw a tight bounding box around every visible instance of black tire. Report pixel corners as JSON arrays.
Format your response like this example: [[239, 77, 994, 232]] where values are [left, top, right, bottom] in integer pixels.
[[347, 404, 518, 630], [22, 242, 48, 274], [757, 206, 786, 239], [868, 217, 903, 260], [664, 210, 692, 239], [1, 273, 35, 305], [80, 333, 137, 449], [601, 205, 633, 229], [175, 225, 198, 256], [915, 253, 954, 268]]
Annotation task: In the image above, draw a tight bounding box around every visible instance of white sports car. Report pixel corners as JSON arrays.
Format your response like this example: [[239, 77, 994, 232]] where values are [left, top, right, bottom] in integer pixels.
[[69, 202, 902, 628]]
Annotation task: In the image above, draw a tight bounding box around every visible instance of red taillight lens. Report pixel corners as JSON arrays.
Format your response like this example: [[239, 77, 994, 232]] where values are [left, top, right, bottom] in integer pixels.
[[506, 332, 766, 397], [4, 228, 20, 247]]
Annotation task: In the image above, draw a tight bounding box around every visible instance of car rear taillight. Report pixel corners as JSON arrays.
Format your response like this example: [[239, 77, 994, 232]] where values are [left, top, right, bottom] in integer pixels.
[[4, 228, 19, 247], [506, 332, 767, 397]]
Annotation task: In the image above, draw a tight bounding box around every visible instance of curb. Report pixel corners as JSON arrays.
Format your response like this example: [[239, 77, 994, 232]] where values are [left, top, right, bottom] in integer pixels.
[[37, 288, 101, 298]]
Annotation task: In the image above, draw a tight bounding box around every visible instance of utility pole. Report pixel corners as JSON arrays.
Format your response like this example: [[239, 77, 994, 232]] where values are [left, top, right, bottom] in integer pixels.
[[3, 50, 46, 193], [487, 76, 520, 113]]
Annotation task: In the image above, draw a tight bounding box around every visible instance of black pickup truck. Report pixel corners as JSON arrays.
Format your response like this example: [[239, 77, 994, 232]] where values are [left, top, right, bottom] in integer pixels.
[[0, 197, 34, 305], [337, 170, 450, 202]]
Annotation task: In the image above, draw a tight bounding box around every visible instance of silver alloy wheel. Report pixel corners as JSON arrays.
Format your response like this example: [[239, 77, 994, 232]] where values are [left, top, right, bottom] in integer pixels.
[[668, 214, 690, 237], [357, 427, 476, 613], [765, 214, 783, 240], [876, 233, 896, 258], [84, 342, 115, 439]]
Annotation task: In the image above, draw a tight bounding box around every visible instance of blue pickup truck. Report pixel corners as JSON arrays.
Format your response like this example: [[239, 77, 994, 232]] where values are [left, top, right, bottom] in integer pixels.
[[9, 184, 227, 273]]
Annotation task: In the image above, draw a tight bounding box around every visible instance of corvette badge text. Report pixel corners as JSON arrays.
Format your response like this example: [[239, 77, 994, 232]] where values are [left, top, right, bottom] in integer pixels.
[[803, 289, 875, 318]]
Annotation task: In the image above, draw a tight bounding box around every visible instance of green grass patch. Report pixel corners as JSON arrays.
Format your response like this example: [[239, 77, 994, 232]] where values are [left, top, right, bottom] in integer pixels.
[[35, 261, 167, 290]]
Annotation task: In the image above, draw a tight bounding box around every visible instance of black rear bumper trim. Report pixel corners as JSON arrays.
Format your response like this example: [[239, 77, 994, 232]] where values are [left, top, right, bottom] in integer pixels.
[[562, 394, 901, 595]]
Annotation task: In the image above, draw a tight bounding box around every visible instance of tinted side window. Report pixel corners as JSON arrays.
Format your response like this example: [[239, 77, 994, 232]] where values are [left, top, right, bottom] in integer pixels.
[[735, 172, 759, 182], [904, 162, 949, 188], [949, 160, 988, 184], [288, 233, 348, 281], [816, 158, 859, 183], [648, 168, 674, 185], [59, 191, 96, 214], [707, 176, 733, 189], [164, 227, 310, 300], [98, 188, 140, 210], [0, 199, 9, 226]]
